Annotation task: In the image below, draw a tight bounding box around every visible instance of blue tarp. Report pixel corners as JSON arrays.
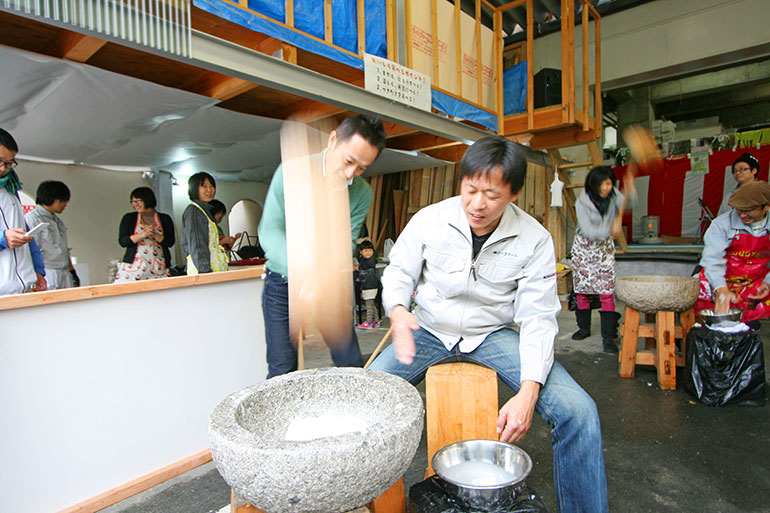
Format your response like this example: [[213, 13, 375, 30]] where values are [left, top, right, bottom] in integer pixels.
[[504, 61, 527, 116], [431, 88, 498, 132], [193, 0, 498, 131]]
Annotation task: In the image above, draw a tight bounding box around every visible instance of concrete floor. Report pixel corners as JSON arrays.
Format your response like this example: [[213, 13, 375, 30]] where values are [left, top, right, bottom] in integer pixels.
[[98, 308, 770, 513]]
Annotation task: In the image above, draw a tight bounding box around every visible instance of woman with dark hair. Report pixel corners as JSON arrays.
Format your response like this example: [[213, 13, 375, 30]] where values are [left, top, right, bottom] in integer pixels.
[[570, 166, 635, 352], [114, 186, 175, 282], [182, 172, 228, 274]]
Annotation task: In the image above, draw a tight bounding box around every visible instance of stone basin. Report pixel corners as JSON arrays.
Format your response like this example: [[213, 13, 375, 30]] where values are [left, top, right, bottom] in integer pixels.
[[209, 367, 424, 513], [615, 275, 699, 313]]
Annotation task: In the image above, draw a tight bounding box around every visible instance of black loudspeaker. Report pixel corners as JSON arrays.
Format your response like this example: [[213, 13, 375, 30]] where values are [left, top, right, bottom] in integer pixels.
[[534, 68, 562, 108]]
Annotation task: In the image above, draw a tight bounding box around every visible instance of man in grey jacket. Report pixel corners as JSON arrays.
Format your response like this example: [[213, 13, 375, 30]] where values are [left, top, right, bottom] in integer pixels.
[[369, 136, 608, 513]]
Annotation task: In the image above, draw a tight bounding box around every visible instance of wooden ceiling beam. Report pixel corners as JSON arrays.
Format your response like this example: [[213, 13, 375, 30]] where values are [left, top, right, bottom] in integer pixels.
[[204, 75, 260, 101], [388, 132, 463, 152], [382, 121, 419, 139], [423, 145, 467, 162], [57, 32, 107, 62]]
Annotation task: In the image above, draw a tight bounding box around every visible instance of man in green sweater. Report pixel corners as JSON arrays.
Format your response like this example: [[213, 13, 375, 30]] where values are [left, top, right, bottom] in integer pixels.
[[258, 115, 387, 378]]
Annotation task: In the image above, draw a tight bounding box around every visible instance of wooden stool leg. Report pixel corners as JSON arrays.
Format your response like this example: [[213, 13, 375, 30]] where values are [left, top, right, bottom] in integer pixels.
[[679, 308, 695, 360], [425, 362, 498, 477], [656, 311, 676, 390], [232, 489, 265, 512], [368, 477, 405, 513], [619, 306, 640, 378]]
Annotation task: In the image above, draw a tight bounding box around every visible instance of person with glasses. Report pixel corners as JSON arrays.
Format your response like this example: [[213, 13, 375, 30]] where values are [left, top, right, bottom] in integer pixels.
[[696, 180, 770, 328], [0, 128, 47, 295], [114, 187, 175, 282], [717, 152, 761, 216]]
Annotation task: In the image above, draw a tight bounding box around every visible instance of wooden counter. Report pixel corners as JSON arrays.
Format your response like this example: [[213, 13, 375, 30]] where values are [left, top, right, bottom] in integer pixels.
[[0, 267, 267, 513], [0, 267, 263, 311]]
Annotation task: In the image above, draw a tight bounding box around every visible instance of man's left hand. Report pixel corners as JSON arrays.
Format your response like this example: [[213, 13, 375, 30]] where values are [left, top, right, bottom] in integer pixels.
[[748, 283, 770, 300], [496, 381, 540, 443]]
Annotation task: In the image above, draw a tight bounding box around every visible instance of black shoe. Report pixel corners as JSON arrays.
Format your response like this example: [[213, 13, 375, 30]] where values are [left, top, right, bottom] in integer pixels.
[[572, 309, 592, 340], [600, 311, 622, 353]]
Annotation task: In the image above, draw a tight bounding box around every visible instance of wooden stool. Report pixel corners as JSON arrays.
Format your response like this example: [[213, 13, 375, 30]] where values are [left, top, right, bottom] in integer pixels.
[[424, 362, 499, 477], [619, 307, 695, 390]]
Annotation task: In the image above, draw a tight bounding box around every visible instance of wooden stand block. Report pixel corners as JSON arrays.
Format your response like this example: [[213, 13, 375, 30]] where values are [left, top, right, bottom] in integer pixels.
[[618, 306, 695, 390], [367, 477, 405, 513], [425, 362, 499, 477]]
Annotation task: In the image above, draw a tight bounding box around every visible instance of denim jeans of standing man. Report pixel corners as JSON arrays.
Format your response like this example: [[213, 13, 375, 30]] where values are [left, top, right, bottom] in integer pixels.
[[369, 327, 609, 513], [262, 268, 363, 378]]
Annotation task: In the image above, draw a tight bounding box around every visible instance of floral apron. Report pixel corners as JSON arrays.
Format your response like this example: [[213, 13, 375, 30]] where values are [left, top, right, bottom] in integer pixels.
[[186, 202, 229, 274], [114, 213, 168, 282], [695, 231, 770, 322], [571, 232, 616, 295]]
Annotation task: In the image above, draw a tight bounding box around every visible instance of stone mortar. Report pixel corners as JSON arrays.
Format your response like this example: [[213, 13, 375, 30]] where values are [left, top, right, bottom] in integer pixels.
[[615, 275, 699, 313], [209, 367, 424, 513]]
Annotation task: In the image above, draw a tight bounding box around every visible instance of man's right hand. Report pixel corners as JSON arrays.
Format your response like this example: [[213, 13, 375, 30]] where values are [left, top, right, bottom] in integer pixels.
[[389, 305, 419, 365], [4, 228, 31, 248], [714, 286, 736, 314]]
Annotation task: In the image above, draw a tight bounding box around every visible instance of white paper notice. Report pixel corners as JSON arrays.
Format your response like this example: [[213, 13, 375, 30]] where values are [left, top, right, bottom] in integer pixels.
[[364, 53, 431, 111]]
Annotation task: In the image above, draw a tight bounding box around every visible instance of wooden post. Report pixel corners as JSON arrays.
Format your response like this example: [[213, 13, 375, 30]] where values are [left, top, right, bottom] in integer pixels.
[[357, 0, 366, 56], [593, 8, 602, 138], [494, 9, 503, 133], [475, 0, 483, 105], [455, 0, 462, 98], [582, 2, 589, 132], [324, 0, 333, 44], [386, 0, 396, 61], [405, 0, 413, 68], [526, 0, 533, 130], [425, 362, 499, 477], [367, 478, 406, 513], [431, 0, 439, 87], [285, 0, 294, 28]]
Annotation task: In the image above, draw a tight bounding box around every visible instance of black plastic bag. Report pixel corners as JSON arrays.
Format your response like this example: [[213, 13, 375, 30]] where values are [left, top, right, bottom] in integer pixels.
[[685, 326, 766, 407], [409, 475, 547, 513], [567, 292, 602, 312]]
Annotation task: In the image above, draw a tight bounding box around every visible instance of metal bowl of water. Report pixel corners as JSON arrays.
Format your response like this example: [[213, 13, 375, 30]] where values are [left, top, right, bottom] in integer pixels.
[[432, 439, 532, 512], [698, 308, 743, 325]]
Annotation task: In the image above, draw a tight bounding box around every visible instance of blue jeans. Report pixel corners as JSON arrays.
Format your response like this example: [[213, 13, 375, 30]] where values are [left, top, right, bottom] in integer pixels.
[[369, 327, 608, 513], [262, 269, 362, 379]]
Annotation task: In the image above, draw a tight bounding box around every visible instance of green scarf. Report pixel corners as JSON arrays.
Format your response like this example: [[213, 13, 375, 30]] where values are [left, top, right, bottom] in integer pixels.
[[0, 169, 22, 194]]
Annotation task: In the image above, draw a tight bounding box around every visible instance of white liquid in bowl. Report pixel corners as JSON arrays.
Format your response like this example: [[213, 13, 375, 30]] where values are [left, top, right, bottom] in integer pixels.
[[441, 461, 518, 487]]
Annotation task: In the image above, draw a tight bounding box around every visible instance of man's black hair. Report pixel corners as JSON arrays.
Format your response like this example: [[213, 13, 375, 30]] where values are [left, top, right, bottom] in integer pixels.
[[0, 127, 18, 153], [188, 172, 216, 201], [36, 180, 71, 206], [209, 199, 226, 217], [459, 136, 527, 194], [130, 187, 157, 209], [335, 115, 387, 158]]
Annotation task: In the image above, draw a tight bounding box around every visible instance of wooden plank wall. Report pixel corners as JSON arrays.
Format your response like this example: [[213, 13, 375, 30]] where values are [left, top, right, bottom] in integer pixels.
[[365, 162, 565, 260], [364, 163, 460, 252]]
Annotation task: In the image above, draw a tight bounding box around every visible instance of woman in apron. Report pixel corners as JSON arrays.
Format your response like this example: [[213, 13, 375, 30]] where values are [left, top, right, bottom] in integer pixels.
[[182, 172, 229, 275], [115, 187, 175, 282], [571, 166, 635, 353], [696, 180, 770, 328]]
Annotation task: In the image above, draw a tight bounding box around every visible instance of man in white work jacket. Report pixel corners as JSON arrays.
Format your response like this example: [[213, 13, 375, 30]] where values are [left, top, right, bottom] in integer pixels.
[[369, 136, 608, 513]]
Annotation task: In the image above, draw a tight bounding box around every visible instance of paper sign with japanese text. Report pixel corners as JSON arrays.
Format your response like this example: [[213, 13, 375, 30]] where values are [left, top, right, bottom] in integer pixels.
[[364, 53, 432, 112]]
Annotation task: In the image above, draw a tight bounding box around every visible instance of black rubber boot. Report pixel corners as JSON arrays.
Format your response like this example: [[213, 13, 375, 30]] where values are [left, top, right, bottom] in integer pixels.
[[600, 311, 622, 353], [571, 309, 592, 340]]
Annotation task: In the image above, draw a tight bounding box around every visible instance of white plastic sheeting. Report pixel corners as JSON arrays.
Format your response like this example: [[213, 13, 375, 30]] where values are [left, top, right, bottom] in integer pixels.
[[0, 44, 450, 182]]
